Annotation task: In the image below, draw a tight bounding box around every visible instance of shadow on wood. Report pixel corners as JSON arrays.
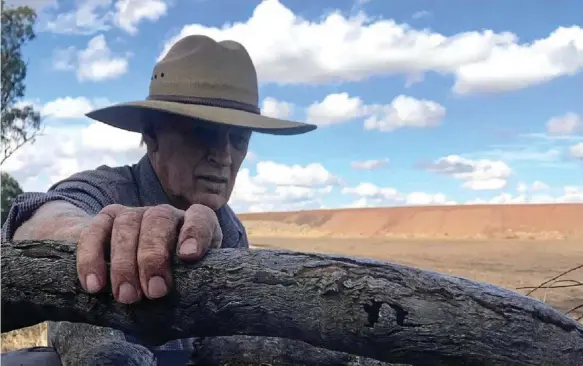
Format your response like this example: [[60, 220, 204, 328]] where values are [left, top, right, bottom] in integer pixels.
[[1, 240, 582, 365]]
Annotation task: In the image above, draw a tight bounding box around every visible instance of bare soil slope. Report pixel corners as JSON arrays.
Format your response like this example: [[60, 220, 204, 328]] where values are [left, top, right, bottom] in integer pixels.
[[240, 203, 583, 240]]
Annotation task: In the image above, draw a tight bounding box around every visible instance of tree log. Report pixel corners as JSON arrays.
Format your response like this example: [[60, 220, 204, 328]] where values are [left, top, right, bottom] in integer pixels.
[[189, 335, 406, 366], [2, 240, 582, 365]]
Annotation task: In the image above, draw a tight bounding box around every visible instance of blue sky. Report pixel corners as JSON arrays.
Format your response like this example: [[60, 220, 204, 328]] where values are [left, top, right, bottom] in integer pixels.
[[4, 0, 583, 212]]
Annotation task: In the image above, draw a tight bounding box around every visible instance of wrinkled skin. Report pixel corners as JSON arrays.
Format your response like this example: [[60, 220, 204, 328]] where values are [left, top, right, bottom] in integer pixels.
[[77, 115, 251, 303]]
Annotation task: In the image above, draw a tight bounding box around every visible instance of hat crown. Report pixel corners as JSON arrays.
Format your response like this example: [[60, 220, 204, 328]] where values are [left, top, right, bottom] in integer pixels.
[[149, 35, 259, 107]]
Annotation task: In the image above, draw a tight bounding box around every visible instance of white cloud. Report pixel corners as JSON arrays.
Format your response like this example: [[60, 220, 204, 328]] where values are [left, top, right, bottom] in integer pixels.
[[230, 162, 336, 212], [306, 93, 445, 131], [546, 112, 581, 136], [43, 0, 112, 35], [254, 161, 341, 187], [53, 35, 129, 82], [424, 155, 512, 190], [159, 0, 583, 93], [113, 0, 168, 34], [41, 0, 167, 35], [406, 192, 453, 205], [341, 182, 455, 207], [471, 186, 583, 205], [560, 186, 583, 202], [569, 142, 583, 159], [261, 97, 294, 119], [342, 182, 400, 201], [453, 26, 583, 94], [40, 96, 114, 119], [363, 95, 446, 132], [1, 120, 144, 192], [351, 159, 389, 170], [306, 93, 365, 125], [517, 180, 549, 193]]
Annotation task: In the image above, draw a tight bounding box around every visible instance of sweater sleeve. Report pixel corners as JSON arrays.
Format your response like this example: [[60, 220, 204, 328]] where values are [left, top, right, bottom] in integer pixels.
[[1, 168, 124, 242]]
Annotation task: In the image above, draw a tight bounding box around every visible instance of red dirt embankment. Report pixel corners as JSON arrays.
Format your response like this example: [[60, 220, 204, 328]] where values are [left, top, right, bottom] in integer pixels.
[[239, 203, 583, 240]]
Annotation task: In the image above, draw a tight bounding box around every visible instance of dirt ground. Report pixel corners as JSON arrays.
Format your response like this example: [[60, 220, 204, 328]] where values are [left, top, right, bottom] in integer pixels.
[[2, 203, 582, 352]]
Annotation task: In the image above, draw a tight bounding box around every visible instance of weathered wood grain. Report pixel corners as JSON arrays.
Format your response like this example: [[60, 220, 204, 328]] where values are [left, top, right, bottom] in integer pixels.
[[2, 240, 582, 365], [189, 336, 404, 365]]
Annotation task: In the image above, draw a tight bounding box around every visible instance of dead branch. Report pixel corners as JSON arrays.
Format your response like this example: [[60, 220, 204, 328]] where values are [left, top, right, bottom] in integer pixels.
[[189, 336, 406, 365], [525, 264, 583, 296], [2, 240, 583, 365]]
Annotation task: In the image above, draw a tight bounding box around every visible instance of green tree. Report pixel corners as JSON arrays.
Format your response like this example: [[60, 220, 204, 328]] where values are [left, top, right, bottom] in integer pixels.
[[1, 172, 23, 226], [1, 0, 41, 165]]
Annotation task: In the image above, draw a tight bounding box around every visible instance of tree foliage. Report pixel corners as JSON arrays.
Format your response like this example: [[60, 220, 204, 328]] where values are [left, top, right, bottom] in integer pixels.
[[1, 172, 23, 226], [1, 1, 41, 165]]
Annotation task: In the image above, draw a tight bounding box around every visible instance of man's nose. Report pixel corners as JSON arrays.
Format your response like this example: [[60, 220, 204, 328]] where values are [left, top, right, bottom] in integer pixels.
[[207, 133, 232, 166]]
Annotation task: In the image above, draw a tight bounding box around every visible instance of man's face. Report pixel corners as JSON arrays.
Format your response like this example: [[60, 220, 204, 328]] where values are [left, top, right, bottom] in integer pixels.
[[148, 116, 251, 211]]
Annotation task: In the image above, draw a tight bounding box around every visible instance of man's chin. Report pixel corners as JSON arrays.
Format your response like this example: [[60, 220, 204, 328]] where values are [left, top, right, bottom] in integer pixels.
[[193, 193, 226, 211]]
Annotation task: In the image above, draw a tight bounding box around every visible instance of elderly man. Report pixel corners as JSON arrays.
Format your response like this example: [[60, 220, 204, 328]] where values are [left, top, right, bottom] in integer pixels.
[[1, 35, 316, 365]]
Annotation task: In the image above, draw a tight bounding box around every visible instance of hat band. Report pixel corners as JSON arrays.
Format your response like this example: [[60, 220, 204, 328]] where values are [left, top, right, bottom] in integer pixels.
[[147, 94, 260, 115]]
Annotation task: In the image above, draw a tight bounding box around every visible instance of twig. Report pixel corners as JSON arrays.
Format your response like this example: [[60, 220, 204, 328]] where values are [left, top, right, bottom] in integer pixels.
[[525, 264, 583, 296]]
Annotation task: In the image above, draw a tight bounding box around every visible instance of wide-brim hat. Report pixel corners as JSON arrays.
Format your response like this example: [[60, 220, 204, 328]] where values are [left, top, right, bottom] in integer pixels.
[[86, 35, 317, 136]]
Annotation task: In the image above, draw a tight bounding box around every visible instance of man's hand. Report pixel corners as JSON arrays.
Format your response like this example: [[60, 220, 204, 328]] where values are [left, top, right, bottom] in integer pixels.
[[76, 204, 222, 304]]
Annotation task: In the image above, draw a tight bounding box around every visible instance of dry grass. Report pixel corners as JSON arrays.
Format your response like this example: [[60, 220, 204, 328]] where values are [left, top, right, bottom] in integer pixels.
[[3, 236, 581, 353]]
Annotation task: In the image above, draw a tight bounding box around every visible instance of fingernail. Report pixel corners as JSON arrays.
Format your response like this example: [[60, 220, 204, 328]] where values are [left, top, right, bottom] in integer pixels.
[[179, 238, 198, 256], [86, 274, 100, 293], [118, 282, 138, 304], [148, 276, 168, 298]]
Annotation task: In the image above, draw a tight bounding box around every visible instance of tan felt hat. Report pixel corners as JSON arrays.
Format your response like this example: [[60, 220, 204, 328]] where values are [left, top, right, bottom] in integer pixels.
[[86, 35, 317, 135]]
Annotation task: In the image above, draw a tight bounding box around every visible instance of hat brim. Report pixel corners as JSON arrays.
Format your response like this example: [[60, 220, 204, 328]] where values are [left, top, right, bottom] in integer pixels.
[[85, 100, 317, 136]]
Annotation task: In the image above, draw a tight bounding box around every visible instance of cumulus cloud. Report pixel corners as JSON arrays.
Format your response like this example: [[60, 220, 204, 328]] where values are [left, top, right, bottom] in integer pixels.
[[306, 93, 445, 131], [53, 35, 129, 82], [341, 182, 455, 207], [230, 161, 337, 212], [561, 186, 583, 202], [113, 0, 168, 34], [516, 181, 549, 194], [39, 96, 114, 119], [41, 0, 167, 35], [159, 0, 583, 93], [423, 155, 512, 190], [1, 121, 144, 192], [351, 159, 389, 170], [253, 161, 341, 187], [363, 95, 446, 132], [261, 97, 294, 119], [306, 93, 365, 125], [546, 112, 581, 136]]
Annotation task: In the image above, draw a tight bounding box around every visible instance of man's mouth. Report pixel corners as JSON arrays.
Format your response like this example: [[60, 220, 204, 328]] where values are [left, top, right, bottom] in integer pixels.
[[197, 175, 228, 184]]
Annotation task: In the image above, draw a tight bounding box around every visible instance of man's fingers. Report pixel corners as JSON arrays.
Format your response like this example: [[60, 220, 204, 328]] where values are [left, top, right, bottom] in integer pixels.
[[110, 208, 145, 304], [77, 209, 117, 294], [178, 204, 223, 261], [137, 205, 181, 299]]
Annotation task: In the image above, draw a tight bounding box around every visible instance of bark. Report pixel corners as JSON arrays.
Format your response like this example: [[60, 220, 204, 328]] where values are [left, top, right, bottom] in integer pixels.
[[2, 240, 583, 366], [189, 336, 405, 366]]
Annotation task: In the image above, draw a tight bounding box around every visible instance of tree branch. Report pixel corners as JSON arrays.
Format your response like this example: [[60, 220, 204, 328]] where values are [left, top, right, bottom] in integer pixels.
[[189, 335, 406, 366], [2, 240, 582, 365]]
